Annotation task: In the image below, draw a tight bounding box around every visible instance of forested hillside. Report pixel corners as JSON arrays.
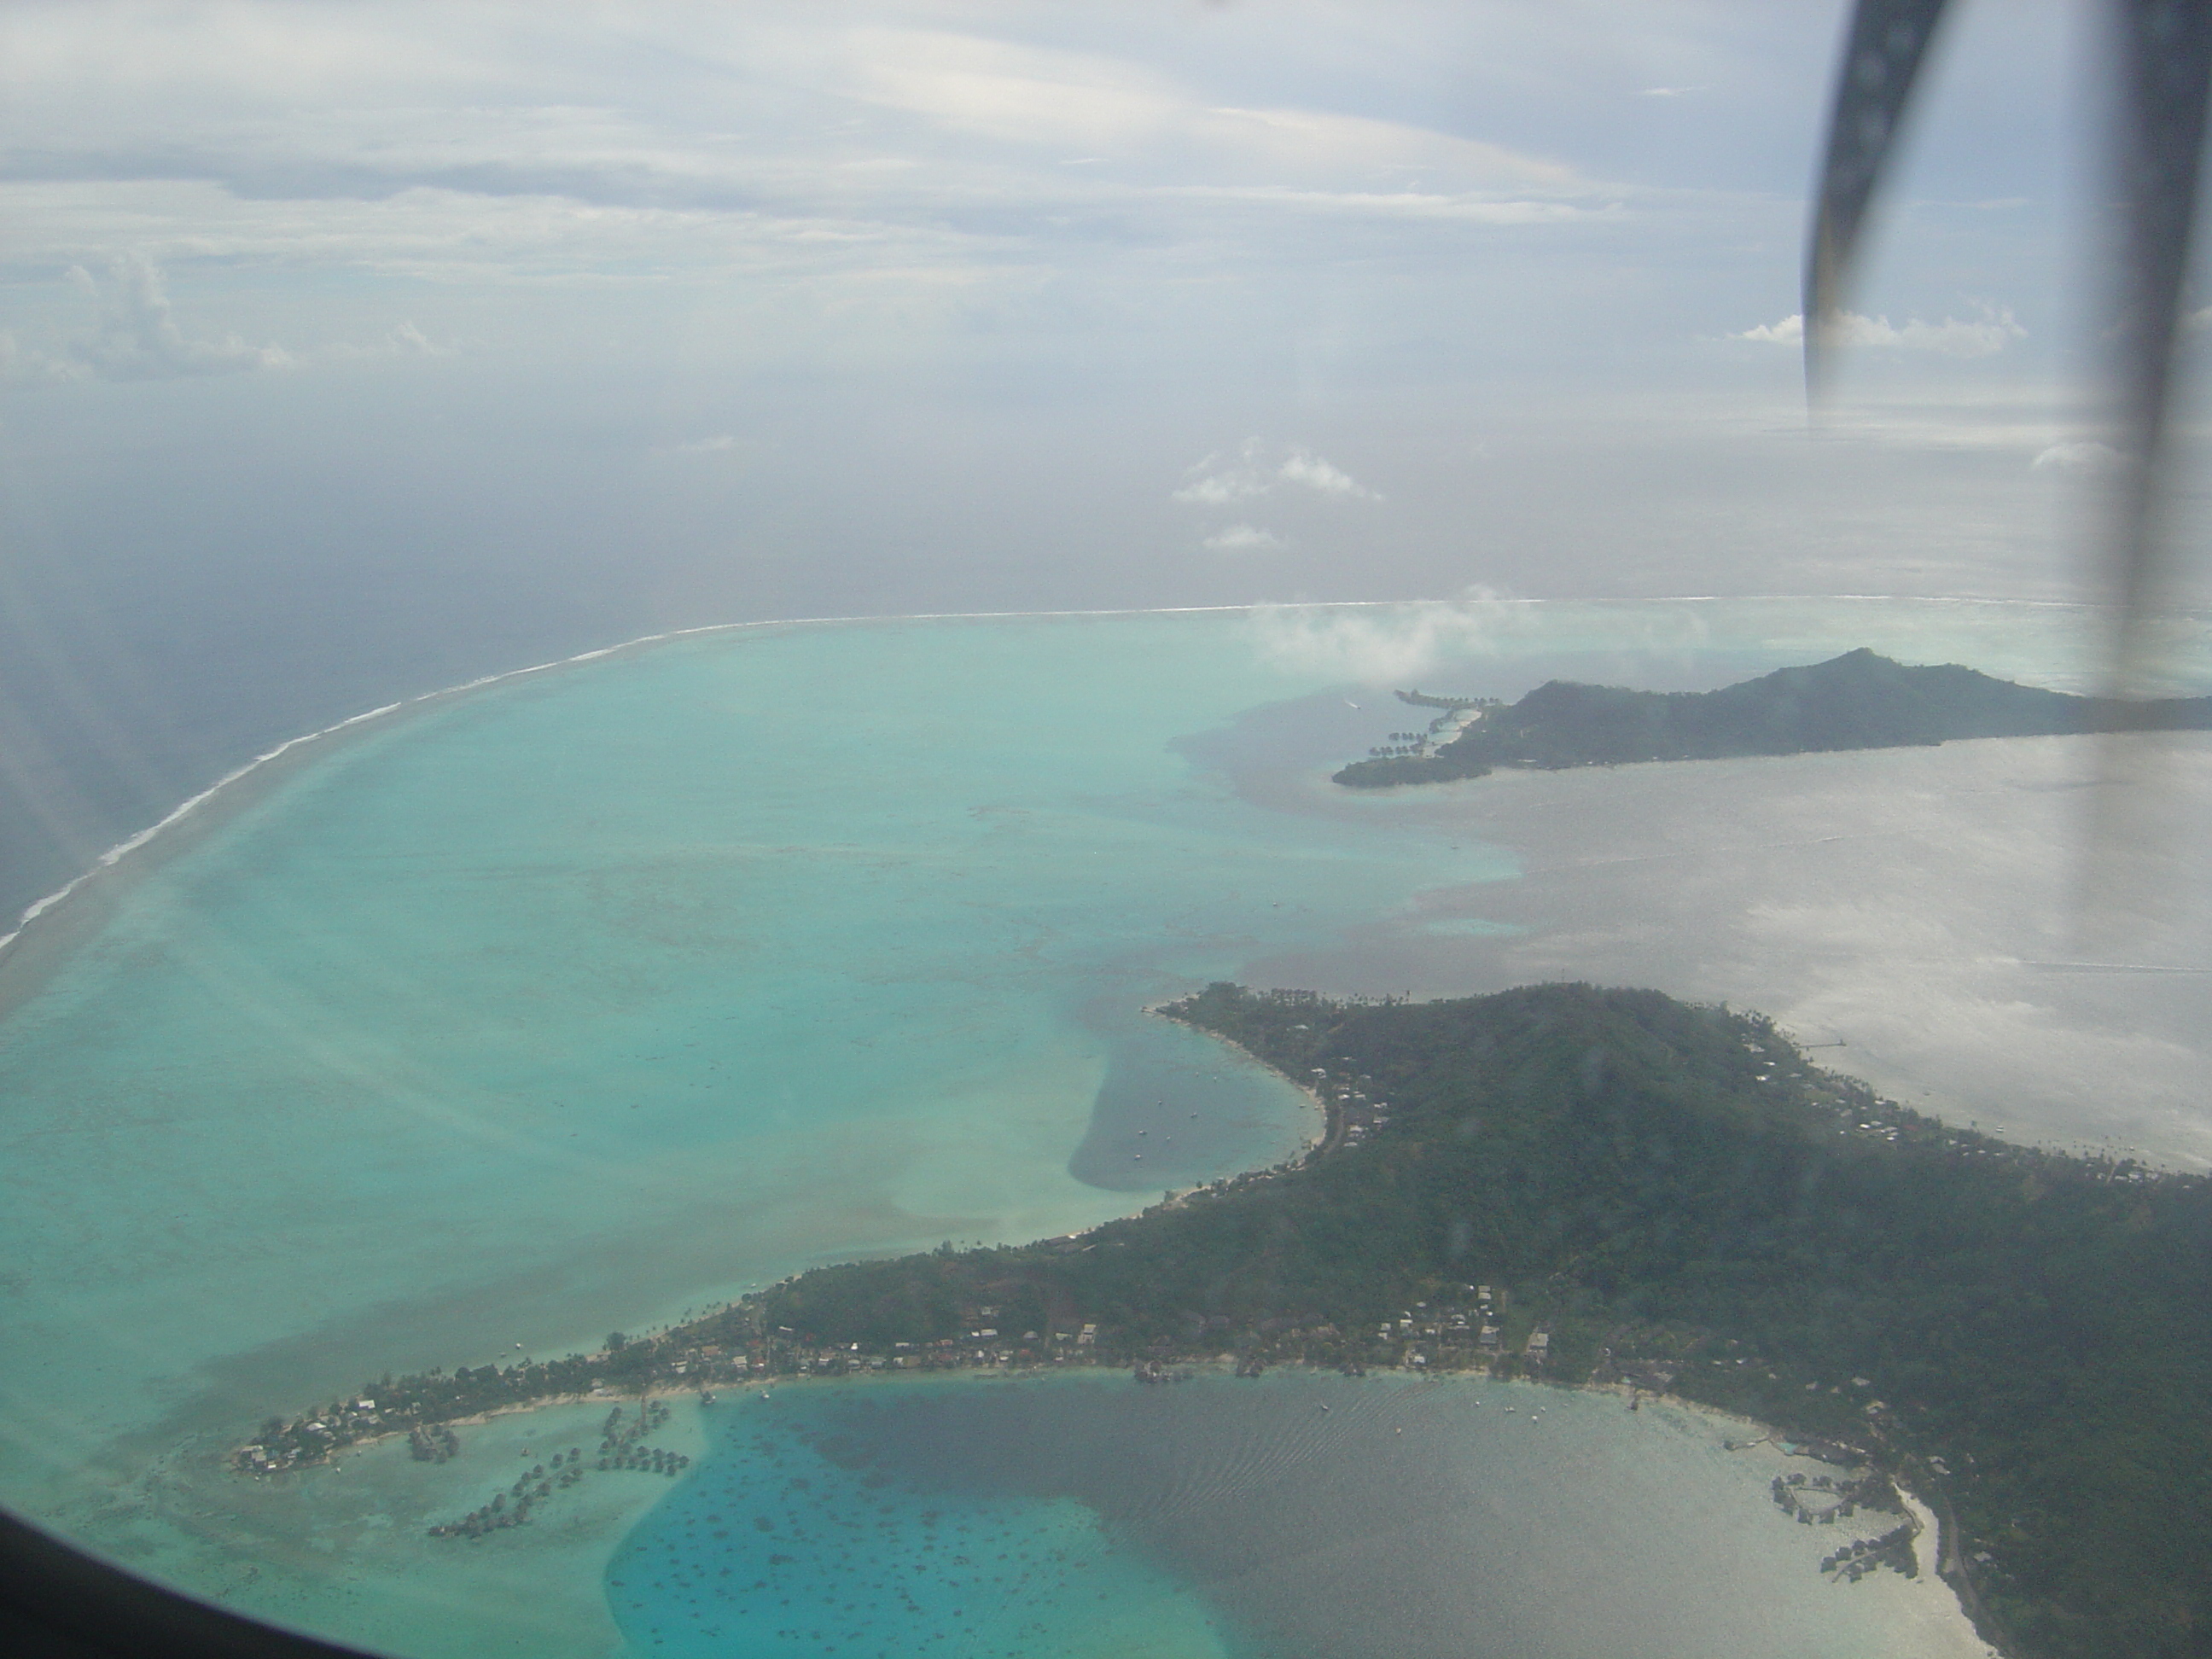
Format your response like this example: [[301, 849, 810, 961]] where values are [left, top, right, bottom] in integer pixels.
[[748, 984, 2212, 1659], [1336, 649, 2212, 787]]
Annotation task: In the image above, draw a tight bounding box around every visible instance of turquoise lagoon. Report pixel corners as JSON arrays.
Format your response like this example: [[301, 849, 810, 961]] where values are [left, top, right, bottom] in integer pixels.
[[0, 599, 2098, 1656]]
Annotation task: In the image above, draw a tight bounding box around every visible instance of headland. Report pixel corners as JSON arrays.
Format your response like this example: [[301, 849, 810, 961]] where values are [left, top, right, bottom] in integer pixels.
[[230, 981, 2210, 1659], [1335, 648, 2212, 788]]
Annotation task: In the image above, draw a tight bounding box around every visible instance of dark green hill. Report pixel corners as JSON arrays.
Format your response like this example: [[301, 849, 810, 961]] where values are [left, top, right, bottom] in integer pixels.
[[734, 984, 2212, 1659], [1336, 648, 2212, 788]]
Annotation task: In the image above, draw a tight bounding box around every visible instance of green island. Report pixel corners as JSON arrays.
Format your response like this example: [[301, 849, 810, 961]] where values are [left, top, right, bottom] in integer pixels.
[[233, 982, 2212, 1659], [1334, 647, 2212, 788]]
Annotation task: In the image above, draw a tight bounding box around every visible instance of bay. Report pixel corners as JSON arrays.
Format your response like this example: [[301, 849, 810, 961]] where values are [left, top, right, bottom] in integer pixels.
[[610, 1370, 1988, 1659]]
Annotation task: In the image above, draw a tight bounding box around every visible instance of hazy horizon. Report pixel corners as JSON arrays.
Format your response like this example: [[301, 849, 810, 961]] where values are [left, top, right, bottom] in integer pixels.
[[11, 0, 2203, 907]]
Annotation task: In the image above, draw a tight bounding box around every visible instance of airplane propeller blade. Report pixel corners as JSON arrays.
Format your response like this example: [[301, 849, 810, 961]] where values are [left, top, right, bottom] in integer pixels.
[[1806, 0, 1957, 399]]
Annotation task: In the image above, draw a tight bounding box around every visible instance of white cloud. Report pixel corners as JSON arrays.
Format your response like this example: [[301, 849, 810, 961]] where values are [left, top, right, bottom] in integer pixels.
[[1638, 85, 1705, 97], [2031, 440, 2128, 474], [672, 433, 741, 456], [1203, 522, 1282, 552], [0, 329, 79, 387], [1173, 439, 1379, 507], [2, 257, 454, 388], [1248, 590, 1528, 685], [1734, 306, 2026, 358], [835, 29, 1578, 190], [0, 8, 1611, 306], [1278, 449, 1377, 499], [1, 254, 294, 386], [71, 254, 294, 379], [1737, 313, 1805, 346], [321, 319, 453, 361], [1173, 443, 1269, 505], [1888, 311, 2027, 356], [1156, 183, 1593, 224]]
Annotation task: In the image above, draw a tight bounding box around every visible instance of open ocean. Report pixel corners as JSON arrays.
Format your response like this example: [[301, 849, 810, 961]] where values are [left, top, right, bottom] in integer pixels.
[[0, 598, 2200, 1656]]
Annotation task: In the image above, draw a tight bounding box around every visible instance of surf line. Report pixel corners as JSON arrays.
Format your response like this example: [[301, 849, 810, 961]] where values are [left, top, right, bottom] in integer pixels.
[[0, 700, 400, 959], [0, 597, 1383, 962], [0, 591, 2128, 966]]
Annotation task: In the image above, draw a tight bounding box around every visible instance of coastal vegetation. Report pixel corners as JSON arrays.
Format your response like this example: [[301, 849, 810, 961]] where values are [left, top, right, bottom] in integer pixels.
[[1333, 648, 2212, 788], [236, 982, 2212, 1659]]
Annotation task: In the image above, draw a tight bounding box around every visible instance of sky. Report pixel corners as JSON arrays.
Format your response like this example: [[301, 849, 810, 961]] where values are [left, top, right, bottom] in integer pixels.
[[0, 0, 2190, 901]]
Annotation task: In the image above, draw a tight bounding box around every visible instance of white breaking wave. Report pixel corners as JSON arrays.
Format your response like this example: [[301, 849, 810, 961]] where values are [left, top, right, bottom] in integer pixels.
[[0, 635, 697, 963], [0, 700, 395, 960], [0, 592, 2129, 967]]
